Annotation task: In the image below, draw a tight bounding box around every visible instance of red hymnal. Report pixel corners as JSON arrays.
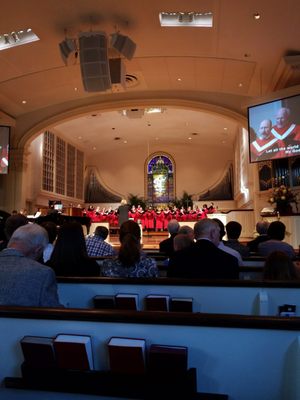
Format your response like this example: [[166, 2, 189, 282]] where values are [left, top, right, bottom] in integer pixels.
[[148, 344, 188, 374], [170, 297, 193, 312], [93, 295, 116, 309], [54, 334, 94, 370], [20, 336, 56, 368], [115, 293, 139, 310], [108, 337, 146, 374], [144, 294, 170, 311]]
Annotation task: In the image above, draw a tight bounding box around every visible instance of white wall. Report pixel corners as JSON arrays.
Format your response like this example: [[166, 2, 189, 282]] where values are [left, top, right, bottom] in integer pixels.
[[87, 142, 233, 200]]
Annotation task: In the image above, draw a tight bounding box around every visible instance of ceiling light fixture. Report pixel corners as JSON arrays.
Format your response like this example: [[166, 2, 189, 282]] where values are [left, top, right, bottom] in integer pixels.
[[0, 28, 39, 51], [145, 107, 164, 114], [159, 11, 213, 27], [253, 13, 261, 20]]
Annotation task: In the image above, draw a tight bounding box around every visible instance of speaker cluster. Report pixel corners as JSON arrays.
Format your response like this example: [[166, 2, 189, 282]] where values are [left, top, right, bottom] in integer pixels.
[[59, 31, 136, 93]]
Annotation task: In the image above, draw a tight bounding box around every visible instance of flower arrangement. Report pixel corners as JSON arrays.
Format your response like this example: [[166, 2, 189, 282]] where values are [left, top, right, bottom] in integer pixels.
[[268, 185, 296, 209]]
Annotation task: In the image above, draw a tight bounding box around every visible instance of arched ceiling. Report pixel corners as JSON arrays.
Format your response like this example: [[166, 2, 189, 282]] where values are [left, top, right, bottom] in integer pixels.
[[1, 0, 300, 154]]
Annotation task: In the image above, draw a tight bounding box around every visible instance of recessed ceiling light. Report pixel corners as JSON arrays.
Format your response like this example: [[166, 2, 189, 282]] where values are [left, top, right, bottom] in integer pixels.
[[92, 146, 97, 150], [74, 87, 78, 91], [22, 100, 27, 104], [253, 13, 261, 20], [224, 127, 228, 131], [188, 137, 192, 140], [238, 83, 243, 87], [177, 78, 182, 82], [123, 140, 127, 144]]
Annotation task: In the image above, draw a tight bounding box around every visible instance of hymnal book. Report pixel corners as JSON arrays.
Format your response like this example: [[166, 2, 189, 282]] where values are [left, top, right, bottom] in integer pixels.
[[170, 297, 193, 312], [144, 294, 170, 311], [20, 336, 56, 368], [54, 334, 94, 370], [115, 293, 139, 310], [148, 344, 188, 374], [93, 295, 116, 309], [108, 337, 146, 374], [278, 304, 296, 317]]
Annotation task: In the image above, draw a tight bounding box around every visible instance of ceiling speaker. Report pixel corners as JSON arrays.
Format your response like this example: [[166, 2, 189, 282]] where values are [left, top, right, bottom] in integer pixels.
[[79, 31, 111, 92], [109, 58, 126, 92], [59, 38, 76, 65], [110, 33, 136, 60]]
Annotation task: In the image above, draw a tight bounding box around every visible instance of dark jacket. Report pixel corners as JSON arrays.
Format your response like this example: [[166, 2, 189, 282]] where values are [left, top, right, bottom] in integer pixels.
[[168, 239, 239, 279]]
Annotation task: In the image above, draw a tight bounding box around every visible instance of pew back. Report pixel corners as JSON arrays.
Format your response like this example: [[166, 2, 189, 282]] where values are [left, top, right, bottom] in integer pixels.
[[57, 278, 300, 316], [0, 307, 299, 400]]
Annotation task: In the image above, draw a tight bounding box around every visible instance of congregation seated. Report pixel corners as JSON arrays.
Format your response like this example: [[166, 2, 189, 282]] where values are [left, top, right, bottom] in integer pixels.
[[86, 226, 116, 257], [247, 221, 270, 253], [168, 219, 239, 279], [263, 251, 298, 280], [0, 224, 62, 307], [173, 233, 194, 252], [40, 221, 57, 263], [224, 221, 250, 257], [0, 213, 28, 251], [47, 221, 100, 277], [213, 218, 243, 266], [101, 220, 159, 278], [178, 225, 195, 241], [258, 221, 296, 260], [159, 219, 180, 258]]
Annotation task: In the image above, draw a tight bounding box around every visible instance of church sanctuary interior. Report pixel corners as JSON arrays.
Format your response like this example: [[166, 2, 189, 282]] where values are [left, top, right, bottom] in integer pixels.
[[2, 1, 300, 400]]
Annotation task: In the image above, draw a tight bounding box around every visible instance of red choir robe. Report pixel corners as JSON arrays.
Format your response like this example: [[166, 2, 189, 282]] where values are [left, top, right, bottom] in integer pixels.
[[145, 209, 155, 230], [250, 136, 286, 162], [155, 211, 164, 230]]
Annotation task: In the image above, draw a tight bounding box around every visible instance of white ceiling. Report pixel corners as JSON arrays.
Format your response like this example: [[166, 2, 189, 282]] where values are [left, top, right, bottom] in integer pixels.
[[1, 0, 300, 155]]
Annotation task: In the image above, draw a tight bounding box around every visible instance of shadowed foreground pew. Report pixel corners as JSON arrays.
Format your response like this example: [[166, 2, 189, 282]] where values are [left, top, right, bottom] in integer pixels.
[[0, 306, 300, 399], [57, 277, 300, 316]]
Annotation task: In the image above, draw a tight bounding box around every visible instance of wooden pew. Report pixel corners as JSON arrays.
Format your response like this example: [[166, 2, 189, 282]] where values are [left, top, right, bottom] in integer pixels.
[[1, 306, 300, 399], [57, 277, 300, 316]]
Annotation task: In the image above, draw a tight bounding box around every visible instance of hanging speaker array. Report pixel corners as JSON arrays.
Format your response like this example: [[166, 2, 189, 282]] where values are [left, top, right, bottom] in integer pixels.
[[79, 31, 111, 92], [59, 30, 136, 93]]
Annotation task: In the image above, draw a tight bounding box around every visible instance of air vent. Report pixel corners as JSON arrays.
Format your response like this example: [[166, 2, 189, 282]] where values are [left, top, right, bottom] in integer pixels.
[[125, 74, 139, 88]]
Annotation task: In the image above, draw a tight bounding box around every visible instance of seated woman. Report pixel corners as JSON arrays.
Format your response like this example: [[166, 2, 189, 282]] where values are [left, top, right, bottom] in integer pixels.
[[101, 220, 159, 277], [47, 221, 100, 276], [263, 251, 298, 280]]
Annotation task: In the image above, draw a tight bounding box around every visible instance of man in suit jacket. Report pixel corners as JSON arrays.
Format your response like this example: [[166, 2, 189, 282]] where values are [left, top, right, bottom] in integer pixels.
[[0, 223, 62, 307], [168, 219, 239, 279], [159, 219, 180, 258]]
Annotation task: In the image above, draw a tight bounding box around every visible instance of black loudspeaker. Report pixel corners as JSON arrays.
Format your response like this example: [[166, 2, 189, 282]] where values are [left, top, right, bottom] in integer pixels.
[[59, 39, 76, 65], [109, 58, 126, 92], [110, 33, 136, 60], [79, 32, 111, 92]]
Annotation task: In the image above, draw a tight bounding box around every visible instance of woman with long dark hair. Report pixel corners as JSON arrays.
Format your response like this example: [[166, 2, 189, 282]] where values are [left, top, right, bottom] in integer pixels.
[[101, 220, 158, 277], [48, 221, 99, 276]]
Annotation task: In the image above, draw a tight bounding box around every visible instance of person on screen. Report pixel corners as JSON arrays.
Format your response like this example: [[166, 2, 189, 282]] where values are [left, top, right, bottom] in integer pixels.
[[250, 119, 285, 161], [271, 107, 300, 142]]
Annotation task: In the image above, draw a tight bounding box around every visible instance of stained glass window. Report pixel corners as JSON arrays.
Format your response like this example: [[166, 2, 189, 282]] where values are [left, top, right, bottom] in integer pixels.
[[146, 154, 175, 205]]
